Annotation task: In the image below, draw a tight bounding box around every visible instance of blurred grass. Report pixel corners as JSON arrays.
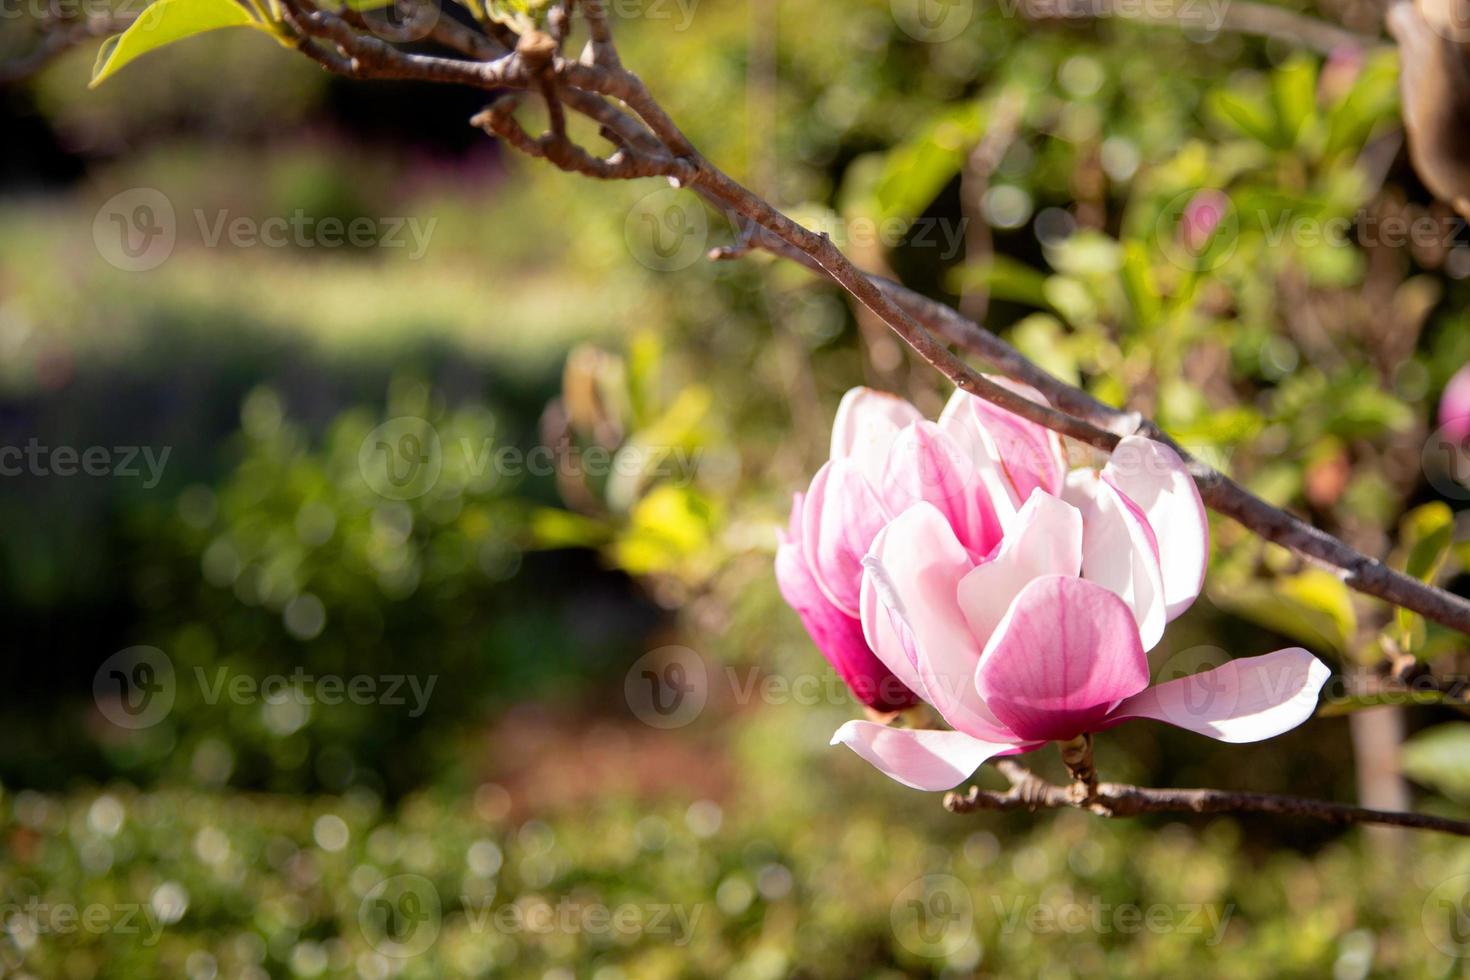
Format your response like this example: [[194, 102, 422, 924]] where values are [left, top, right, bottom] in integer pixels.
[[5, 709, 1470, 978]]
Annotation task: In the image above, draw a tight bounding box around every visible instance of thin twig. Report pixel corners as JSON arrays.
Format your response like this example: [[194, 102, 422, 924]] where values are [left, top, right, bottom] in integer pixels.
[[945, 761, 1470, 837]]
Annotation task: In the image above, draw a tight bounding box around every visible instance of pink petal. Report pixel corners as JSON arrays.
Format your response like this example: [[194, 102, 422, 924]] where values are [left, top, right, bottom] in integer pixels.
[[1063, 469, 1167, 651], [975, 576, 1152, 743], [830, 720, 1021, 791], [776, 505, 917, 712], [830, 387, 923, 487], [800, 460, 890, 616], [860, 504, 1014, 741], [956, 490, 1083, 646], [880, 420, 1002, 556], [1105, 647, 1330, 742], [939, 381, 1068, 501], [1102, 436, 1209, 621]]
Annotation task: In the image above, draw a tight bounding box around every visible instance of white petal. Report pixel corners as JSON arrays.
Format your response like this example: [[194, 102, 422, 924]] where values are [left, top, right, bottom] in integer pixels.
[[1106, 648, 1330, 742], [831, 720, 1019, 791], [1063, 469, 1166, 651], [1102, 436, 1209, 620], [830, 387, 923, 487], [957, 490, 1083, 646]]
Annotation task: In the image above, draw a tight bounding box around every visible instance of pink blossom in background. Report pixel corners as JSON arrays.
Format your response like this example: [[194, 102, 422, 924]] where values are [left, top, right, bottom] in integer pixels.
[[777, 384, 1330, 791], [1439, 361, 1470, 444], [1318, 45, 1365, 105], [1180, 189, 1230, 254]]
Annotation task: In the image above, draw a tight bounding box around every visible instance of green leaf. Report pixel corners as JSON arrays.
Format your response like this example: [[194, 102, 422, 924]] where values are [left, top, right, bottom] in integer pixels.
[[874, 102, 987, 226], [612, 485, 718, 576], [1042, 276, 1096, 327], [1320, 381, 1415, 440], [91, 0, 263, 88], [528, 508, 612, 550], [947, 255, 1051, 309], [1213, 569, 1357, 656], [1324, 50, 1401, 157], [1119, 239, 1161, 329], [606, 384, 711, 512], [1045, 231, 1122, 278], [1401, 503, 1455, 582], [1318, 688, 1461, 717], [1394, 502, 1456, 650], [1007, 314, 1079, 387], [1402, 724, 1470, 803], [1208, 88, 1281, 148], [1270, 55, 1319, 147]]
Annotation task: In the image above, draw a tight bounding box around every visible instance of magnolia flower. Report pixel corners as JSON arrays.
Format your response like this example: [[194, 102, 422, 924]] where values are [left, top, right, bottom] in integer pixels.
[[775, 383, 1073, 711], [778, 384, 1330, 791]]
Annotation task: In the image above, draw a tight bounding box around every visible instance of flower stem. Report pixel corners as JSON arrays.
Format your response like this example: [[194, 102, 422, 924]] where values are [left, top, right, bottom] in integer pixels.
[[1059, 734, 1099, 806]]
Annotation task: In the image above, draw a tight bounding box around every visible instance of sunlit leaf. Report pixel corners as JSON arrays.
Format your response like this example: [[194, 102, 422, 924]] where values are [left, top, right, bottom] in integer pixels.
[[1402, 724, 1470, 803], [1042, 275, 1096, 327], [528, 508, 612, 550], [1213, 568, 1356, 656], [91, 0, 264, 88], [1394, 502, 1456, 651], [1007, 314, 1079, 386], [1044, 231, 1122, 277], [1401, 503, 1455, 583], [611, 484, 717, 576]]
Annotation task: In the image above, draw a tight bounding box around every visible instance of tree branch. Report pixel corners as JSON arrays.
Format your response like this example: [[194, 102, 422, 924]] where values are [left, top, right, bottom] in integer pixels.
[[266, 0, 1470, 640], [945, 760, 1470, 837], [0, 11, 138, 86], [1018, 0, 1380, 55]]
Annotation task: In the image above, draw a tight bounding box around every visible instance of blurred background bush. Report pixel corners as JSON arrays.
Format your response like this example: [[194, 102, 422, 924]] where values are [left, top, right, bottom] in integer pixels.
[[4, 0, 1470, 975]]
